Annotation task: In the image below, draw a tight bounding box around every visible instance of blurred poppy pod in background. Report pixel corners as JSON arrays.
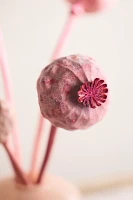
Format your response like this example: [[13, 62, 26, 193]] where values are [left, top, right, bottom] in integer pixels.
[[67, 0, 119, 13], [0, 101, 13, 143]]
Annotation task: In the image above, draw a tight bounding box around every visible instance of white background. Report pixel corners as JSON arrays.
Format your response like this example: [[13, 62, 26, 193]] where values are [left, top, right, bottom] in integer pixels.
[[0, 0, 133, 196]]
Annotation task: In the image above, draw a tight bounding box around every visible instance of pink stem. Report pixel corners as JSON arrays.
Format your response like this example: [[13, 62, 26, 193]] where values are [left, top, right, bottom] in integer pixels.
[[30, 115, 45, 177], [36, 126, 57, 184], [0, 28, 22, 162], [31, 12, 76, 176], [3, 142, 29, 185]]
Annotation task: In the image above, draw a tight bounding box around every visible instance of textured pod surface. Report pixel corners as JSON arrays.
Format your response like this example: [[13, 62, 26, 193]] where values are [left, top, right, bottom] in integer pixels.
[[0, 101, 13, 142], [37, 55, 109, 130], [67, 0, 119, 13]]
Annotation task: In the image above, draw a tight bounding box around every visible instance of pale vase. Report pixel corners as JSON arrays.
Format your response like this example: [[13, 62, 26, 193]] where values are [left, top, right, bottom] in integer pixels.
[[0, 174, 81, 200]]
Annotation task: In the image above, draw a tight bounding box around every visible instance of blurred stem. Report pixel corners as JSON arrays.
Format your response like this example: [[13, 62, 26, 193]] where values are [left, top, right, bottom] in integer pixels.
[[3, 141, 29, 185], [31, 11, 77, 177], [36, 126, 57, 184], [0, 28, 22, 163]]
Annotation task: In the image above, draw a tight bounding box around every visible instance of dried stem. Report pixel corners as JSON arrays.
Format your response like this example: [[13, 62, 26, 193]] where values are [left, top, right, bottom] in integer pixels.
[[31, 11, 77, 176], [0, 28, 22, 162], [3, 141, 29, 185], [36, 126, 57, 184]]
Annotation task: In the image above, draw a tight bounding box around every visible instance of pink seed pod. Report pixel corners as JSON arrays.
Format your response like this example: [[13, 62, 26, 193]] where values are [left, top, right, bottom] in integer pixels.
[[37, 55, 109, 131], [0, 101, 13, 143], [67, 0, 119, 13]]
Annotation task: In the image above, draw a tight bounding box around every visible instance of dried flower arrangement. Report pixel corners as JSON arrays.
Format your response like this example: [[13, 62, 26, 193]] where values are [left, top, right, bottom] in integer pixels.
[[0, 0, 119, 199]]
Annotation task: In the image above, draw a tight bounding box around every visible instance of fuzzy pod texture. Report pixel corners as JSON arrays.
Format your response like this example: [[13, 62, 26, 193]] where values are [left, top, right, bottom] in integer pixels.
[[67, 0, 119, 13], [0, 101, 13, 143], [37, 55, 109, 131]]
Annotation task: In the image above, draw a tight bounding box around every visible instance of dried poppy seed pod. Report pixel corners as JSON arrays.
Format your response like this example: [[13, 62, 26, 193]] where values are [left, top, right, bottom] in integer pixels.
[[67, 0, 119, 13], [37, 55, 109, 130], [0, 101, 13, 143]]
